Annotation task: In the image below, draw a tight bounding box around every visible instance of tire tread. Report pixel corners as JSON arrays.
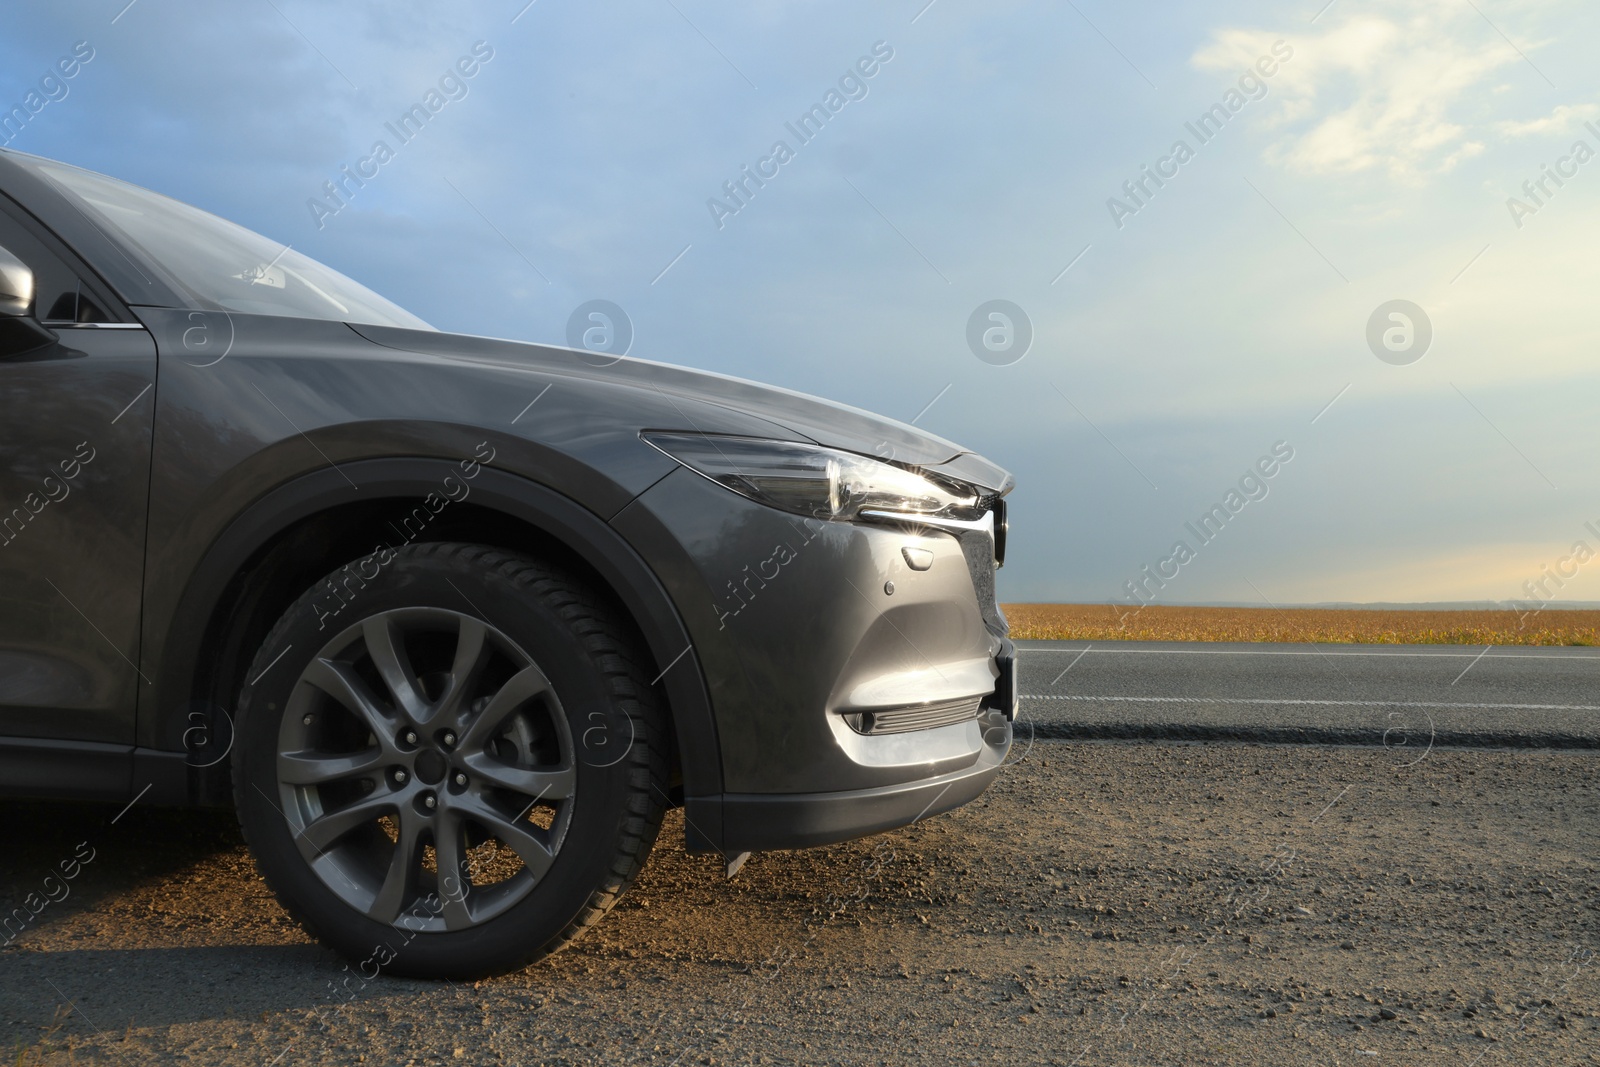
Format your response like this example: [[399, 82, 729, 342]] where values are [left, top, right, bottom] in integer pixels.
[[232, 540, 669, 976]]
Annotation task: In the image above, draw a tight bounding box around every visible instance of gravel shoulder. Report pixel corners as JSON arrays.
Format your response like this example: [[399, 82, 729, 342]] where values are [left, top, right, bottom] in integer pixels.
[[3, 741, 1597, 1066]]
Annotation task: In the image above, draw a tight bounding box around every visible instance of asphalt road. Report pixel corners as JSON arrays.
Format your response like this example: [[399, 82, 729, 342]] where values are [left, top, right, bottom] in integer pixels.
[[1018, 641, 1600, 748]]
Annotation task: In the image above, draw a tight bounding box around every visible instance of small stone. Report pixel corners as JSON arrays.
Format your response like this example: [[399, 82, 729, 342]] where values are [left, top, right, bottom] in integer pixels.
[[1379, 1009, 1397, 1021], [1340, 942, 1356, 951]]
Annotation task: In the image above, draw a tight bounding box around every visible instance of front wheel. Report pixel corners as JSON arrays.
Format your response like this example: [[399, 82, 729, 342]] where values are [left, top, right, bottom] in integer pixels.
[[232, 542, 667, 978]]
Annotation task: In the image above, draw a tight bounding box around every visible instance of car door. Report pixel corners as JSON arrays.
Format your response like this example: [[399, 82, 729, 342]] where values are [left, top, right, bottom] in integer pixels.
[[0, 196, 156, 753]]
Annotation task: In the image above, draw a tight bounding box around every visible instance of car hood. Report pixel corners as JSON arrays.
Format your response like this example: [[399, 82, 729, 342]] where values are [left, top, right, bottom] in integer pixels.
[[350, 324, 1013, 493]]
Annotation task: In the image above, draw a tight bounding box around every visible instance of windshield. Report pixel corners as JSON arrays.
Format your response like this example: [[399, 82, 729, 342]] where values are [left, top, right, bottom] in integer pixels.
[[23, 157, 431, 329]]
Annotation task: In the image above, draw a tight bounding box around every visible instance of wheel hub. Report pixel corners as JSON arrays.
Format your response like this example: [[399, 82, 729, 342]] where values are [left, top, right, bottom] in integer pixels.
[[413, 747, 448, 785]]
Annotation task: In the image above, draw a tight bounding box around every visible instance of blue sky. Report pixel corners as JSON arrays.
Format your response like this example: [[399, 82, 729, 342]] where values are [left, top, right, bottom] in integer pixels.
[[5, 0, 1600, 608]]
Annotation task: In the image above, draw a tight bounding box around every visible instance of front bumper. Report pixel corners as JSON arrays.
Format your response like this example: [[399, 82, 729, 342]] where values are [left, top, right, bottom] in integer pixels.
[[612, 466, 1012, 851], [685, 709, 1011, 851]]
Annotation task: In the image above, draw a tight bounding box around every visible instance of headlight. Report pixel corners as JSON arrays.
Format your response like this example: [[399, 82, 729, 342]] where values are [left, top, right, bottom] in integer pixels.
[[642, 432, 984, 523]]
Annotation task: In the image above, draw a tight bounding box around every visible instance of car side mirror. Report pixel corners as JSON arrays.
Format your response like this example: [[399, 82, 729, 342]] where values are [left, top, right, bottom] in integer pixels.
[[0, 242, 58, 357], [0, 243, 34, 317]]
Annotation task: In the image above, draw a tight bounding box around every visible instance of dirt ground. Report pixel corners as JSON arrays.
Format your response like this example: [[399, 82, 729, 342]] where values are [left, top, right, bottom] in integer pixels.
[[2, 740, 1597, 1066], [1004, 603, 1600, 646]]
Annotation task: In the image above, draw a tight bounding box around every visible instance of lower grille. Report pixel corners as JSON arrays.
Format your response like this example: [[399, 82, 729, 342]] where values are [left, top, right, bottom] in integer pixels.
[[843, 696, 984, 735]]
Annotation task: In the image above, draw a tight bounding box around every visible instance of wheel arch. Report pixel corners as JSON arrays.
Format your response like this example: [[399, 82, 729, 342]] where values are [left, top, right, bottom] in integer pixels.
[[143, 458, 719, 809]]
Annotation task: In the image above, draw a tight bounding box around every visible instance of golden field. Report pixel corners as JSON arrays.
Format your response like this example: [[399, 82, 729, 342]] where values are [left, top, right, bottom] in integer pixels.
[[1001, 603, 1600, 646]]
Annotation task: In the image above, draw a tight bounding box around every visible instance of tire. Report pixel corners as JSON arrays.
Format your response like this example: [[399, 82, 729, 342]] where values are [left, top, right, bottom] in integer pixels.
[[232, 541, 667, 979]]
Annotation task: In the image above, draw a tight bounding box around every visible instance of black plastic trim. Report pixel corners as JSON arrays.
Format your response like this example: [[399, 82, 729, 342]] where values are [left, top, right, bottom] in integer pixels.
[[0, 738, 190, 804], [984, 637, 1017, 721], [684, 737, 1006, 853], [0, 737, 128, 801]]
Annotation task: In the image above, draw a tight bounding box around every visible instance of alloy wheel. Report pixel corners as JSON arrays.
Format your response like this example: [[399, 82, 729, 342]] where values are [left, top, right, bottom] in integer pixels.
[[275, 607, 575, 932]]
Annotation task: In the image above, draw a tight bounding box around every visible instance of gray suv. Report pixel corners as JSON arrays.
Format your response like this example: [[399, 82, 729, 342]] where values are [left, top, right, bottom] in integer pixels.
[[0, 149, 1015, 977]]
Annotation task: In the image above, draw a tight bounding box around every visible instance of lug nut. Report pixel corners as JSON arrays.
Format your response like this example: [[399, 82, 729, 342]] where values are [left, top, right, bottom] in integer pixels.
[[423, 795, 437, 809], [442, 731, 457, 748], [454, 772, 468, 787], [302, 714, 314, 726], [393, 769, 408, 784], [403, 730, 418, 745]]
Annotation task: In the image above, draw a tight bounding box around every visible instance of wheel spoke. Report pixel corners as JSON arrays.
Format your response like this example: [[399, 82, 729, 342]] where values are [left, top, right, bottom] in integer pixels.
[[278, 747, 384, 787], [461, 752, 576, 801], [297, 793, 395, 859], [452, 792, 556, 881], [434, 615, 490, 721], [362, 615, 430, 722], [458, 665, 550, 750], [279, 606, 579, 934], [301, 657, 397, 743], [432, 813, 476, 931], [368, 809, 425, 924]]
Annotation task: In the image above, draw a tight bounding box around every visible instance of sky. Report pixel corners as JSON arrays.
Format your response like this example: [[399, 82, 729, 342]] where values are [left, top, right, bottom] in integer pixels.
[[4, 0, 1600, 609]]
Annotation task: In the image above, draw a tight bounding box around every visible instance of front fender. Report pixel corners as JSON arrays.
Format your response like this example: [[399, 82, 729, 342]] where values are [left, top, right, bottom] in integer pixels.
[[137, 458, 722, 806]]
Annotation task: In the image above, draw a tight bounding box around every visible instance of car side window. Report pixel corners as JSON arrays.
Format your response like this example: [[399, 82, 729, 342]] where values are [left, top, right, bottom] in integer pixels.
[[0, 203, 114, 324]]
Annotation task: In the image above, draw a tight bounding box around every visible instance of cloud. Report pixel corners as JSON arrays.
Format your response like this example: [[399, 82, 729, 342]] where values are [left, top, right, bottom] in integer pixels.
[[1496, 102, 1600, 137], [1193, 1, 1558, 185]]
